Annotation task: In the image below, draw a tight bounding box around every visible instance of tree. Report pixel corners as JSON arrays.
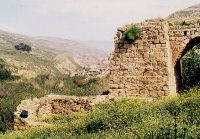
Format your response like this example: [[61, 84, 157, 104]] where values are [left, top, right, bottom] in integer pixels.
[[14, 43, 32, 52]]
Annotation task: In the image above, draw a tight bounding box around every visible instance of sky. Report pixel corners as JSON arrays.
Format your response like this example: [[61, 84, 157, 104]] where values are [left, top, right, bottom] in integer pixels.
[[0, 0, 199, 41]]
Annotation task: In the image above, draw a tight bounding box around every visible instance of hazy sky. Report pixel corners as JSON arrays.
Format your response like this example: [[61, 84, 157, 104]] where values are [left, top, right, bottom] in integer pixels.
[[0, 0, 199, 41]]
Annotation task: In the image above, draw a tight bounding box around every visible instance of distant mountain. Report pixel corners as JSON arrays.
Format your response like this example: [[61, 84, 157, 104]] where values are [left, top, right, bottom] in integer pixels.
[[0, 30, 113, 77], [168, 3, 200, 19], [32, 36, 112, 66], [82, 41, 114, 53]]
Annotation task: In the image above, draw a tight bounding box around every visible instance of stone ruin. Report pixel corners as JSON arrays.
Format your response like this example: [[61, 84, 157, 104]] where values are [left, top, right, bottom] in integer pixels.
[[109, 18, 200, 97], [14, 94, 114, 130], [14, 18, 200, 130]]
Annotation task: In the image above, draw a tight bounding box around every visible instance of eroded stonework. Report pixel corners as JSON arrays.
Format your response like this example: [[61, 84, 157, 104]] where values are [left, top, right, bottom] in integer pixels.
[[109, 18, 200, 97], [14, 94, 114, 130]]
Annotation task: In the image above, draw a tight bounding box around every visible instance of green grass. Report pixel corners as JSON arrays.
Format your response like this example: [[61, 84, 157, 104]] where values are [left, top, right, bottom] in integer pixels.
[[0, 87, 199, 138]]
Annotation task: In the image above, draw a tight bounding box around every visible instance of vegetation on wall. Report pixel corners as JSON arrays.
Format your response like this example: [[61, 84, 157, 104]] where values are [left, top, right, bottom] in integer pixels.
[[123, 25, 142, 43]]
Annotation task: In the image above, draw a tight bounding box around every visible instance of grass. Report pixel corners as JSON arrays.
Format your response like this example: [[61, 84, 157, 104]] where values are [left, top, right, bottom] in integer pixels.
[[0, 87, 199, 138]]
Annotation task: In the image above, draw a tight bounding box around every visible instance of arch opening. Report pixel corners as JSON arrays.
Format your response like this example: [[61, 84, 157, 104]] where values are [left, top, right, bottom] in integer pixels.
[[175, 37, 200, 92]]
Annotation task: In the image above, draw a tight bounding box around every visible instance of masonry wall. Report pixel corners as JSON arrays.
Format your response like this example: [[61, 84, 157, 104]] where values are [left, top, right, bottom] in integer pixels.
[[14, 95, 114, 130], [169, 22, 200, 64], [110, 18, 200, 96], [109, 19, 176, 97]]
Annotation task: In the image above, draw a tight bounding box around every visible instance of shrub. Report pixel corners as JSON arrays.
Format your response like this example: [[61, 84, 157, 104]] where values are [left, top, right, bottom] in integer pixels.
[[35, 74, 50, 84], [0, 68, 12, 80], [123, 25, 141, 43], [15, 43, 32, 52], [0, 59, 12, 81], [0, 107, 13, 133]]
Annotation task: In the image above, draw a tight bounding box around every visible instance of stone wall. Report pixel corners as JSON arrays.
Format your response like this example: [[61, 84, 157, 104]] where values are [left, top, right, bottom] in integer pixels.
[[109, 18, 200, 96], [169, 22, 200, 64], [14, 94, 114, 130]]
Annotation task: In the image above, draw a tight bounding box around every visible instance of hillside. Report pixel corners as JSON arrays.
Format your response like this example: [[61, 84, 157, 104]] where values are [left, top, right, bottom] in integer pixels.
[[168, 3, 200, 19], [0, 30, 112, 77], [32, 37, 112, 66]]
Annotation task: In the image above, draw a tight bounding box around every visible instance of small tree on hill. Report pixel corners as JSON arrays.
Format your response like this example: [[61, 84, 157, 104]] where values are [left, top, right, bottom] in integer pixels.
[[15, 43, 32, 52]]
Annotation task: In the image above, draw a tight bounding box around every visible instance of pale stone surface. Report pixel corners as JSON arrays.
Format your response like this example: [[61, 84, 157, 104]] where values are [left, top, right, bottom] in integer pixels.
[[14, 94, 115, 130]]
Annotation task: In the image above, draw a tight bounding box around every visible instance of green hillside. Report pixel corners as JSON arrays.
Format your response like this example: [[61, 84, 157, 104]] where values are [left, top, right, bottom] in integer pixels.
[[0, 58, 109, 132], [0, 44, 60, 79], [0, 30, 111, 78]]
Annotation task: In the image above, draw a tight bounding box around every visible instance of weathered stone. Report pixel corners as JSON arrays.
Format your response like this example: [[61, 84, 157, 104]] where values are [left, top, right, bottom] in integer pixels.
[[110, 18, 200, 97], [14, 94, 116, 130]]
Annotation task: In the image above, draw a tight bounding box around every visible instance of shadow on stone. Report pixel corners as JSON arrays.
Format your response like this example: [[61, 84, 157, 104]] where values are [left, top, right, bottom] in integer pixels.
[[20, 110, 28, 119]]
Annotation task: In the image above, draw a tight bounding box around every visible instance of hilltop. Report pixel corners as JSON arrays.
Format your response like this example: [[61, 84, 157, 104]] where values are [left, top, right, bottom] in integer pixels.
[[168, 3, 200, 19]]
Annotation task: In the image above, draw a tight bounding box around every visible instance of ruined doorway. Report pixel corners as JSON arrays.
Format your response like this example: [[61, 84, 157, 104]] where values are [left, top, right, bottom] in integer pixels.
[[175, 37, 200, 91]]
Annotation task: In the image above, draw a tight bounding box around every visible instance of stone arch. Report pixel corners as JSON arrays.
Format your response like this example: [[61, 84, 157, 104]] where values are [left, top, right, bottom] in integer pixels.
[[174, 37, 200, 91], [177, 37, 200, 61]]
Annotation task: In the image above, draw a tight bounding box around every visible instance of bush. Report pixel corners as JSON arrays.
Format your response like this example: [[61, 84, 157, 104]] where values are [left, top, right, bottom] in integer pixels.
[[35, 74, 50, 84], [0, 69, 12, 81], [0, 59, 12, 81], [0, 107, 13, 133], [123, 25, 141, 43], [15, 43, 32, 52]]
